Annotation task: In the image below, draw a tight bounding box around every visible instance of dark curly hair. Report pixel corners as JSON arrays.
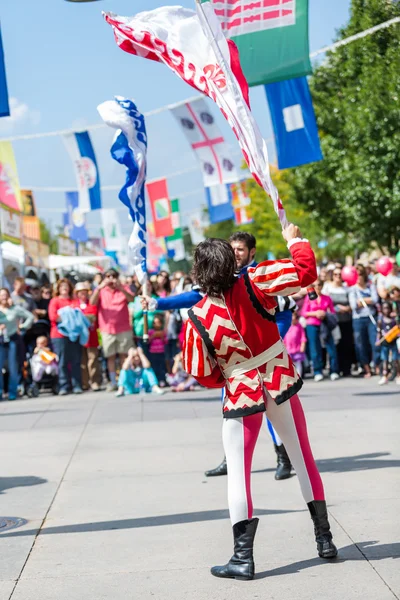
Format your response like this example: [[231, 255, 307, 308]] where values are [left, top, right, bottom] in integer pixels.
[[192, 238, 236, 297]]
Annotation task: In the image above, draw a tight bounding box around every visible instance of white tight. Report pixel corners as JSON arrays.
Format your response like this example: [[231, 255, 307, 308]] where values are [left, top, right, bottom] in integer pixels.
[[222, 393, 325, 525]]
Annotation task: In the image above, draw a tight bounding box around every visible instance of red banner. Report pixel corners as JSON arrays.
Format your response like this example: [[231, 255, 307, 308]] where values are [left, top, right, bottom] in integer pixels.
[[146, 178, 174, 238]]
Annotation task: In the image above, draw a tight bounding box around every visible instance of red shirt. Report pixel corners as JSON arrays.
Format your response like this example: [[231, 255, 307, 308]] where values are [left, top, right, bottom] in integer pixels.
[[71, 300, 99, 348], [97, 285, 131, 335], [48, 297, 74, 339]]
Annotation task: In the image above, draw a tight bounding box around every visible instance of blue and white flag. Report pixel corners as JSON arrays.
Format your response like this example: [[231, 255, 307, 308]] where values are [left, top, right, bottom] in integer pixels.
[[97, 97, 147, 284], [265, 76, 323, 170], [0, 28, 9, 118], [206, 183, 235, 224], [63, 191, 89, 243], [63, 131, 102, 213]]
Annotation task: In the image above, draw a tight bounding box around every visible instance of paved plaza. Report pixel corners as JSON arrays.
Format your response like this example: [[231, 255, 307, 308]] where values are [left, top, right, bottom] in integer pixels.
[[0, 378, 399, 600]]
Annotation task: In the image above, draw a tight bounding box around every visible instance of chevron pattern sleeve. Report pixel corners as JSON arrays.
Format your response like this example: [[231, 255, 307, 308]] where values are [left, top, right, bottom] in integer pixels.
[[247, 240, 317, 297], [182, 321, 225, 388]]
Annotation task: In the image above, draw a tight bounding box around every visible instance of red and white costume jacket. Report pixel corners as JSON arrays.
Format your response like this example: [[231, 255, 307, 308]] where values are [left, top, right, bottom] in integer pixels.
[[182, 239, 317, 419]]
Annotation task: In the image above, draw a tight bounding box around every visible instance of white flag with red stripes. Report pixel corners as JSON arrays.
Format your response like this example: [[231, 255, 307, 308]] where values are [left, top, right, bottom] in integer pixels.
[[104, 0, 287, 228]]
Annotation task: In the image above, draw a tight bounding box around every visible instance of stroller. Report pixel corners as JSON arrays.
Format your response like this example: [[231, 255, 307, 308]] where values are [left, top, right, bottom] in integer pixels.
[[23, 320, 59, 397]]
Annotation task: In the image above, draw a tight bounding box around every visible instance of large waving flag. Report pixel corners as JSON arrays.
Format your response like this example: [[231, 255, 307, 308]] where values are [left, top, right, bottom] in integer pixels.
[[97, 97, 147, 283], [104, 1, 288, 229]]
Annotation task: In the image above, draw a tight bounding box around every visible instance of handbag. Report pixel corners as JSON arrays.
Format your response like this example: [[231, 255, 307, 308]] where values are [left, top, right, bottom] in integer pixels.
[[324, 312, 338, 332]]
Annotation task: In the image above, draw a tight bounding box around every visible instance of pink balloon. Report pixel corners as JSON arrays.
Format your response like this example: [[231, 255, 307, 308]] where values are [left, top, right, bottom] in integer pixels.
[[341, 266, 358, 286], [376, 256, 393, 277]]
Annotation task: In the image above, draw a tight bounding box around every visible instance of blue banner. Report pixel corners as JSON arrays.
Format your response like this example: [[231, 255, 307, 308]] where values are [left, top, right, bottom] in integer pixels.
[[63, 191, 89, 243], [64, 131, 102, 212], [0, 28, 10, 118], [206, 184, 235, 224], [265, 77, 323, 170]]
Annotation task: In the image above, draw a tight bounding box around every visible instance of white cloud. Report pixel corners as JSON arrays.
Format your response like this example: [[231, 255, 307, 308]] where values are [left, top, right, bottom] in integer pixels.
[[0, 97, 41, 134]]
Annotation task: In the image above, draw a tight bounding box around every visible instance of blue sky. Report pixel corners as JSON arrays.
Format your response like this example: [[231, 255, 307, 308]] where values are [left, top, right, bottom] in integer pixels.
[[0, 0, 351, 238]]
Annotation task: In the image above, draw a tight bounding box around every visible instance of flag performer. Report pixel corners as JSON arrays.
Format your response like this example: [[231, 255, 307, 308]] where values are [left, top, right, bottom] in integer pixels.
[[181, 225, 338, 579]]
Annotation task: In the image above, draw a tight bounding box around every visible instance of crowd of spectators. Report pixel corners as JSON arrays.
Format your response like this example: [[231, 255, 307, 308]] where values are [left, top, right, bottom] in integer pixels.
[[0, 254, 398, 401]]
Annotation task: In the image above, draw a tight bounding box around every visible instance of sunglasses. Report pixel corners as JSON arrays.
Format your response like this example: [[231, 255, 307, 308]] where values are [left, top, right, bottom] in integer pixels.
[[107, 274, 118, 279], [333, 272, 341, 276]]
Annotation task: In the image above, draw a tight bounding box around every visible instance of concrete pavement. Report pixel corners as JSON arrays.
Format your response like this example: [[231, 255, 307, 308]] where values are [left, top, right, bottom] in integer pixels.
[[0, 378, 399, 599]]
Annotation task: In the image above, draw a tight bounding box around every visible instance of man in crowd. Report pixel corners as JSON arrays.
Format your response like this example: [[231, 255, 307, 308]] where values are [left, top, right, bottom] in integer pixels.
[[90, 268, 134, 392], [12, 277, 35, 313], [147, 231, 295, 481], [377, 261, 400, 300]]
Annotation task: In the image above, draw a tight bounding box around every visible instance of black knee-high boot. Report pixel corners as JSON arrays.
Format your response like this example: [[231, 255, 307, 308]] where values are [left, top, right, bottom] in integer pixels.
[[211, 518, 259, 580], [274, 444, 292, 480], [308, 501, 338, 559]]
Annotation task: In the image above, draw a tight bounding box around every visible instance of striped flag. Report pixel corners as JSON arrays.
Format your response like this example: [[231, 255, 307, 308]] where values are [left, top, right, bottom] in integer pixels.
[[63, 131, 102, 213], [165, 198, 185, 262], [206, 0, 311, 86], [231, 180, 252, 225]]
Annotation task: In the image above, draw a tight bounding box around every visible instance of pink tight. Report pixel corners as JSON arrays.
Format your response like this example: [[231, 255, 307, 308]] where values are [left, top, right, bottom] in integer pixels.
[[222, 393, 325, 525]]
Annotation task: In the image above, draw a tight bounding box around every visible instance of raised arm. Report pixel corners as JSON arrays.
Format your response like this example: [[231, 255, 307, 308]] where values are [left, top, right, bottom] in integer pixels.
[[182, 320, 225, 389], [152, 289, 203, 311], [247, 225, 317, 298]]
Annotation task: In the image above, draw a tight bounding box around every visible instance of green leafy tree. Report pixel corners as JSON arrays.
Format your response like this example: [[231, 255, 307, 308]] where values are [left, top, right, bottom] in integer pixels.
[[205, 168, 328, 260], [284, 0, 400, 254]]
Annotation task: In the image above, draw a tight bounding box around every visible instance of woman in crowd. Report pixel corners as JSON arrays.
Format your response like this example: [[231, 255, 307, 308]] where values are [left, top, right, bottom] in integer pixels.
[[48, 278, 83, 395], [0, 288, 34, 400], [323, 268, 356, 376], [302, 279, 340, 381], [156, 271, 171, 298], [349, 265, 379, 378], [72, 282, 102, 392], [148, 314, 167, 385]]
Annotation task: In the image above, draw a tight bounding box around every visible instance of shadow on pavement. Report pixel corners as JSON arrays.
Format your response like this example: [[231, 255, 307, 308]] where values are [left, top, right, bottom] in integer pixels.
[[253, 452, 400, 475], [0, 476, 47, 495], [352, 391, 400, 396], [255, 541, 400, 579], [0, 410, 68, 417], [0, 507, 303, 538]]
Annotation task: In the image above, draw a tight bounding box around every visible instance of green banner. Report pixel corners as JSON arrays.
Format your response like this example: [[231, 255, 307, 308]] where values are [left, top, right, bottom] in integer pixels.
[[165, 199, 183, 242], [203, 0, 311, 87]]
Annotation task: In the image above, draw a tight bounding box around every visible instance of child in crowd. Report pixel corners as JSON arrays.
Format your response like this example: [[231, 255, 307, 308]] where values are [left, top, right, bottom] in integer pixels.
[[283, 311, 307, 377], [31, 336, 59, 383], [166, 352, 199, 392], [376, 301, 400, 386], [148, 315, 167, 386], [116, 346, 164, 396]]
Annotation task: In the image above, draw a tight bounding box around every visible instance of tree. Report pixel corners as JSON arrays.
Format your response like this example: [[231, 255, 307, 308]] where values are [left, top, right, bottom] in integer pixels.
[[283, 0, 400, 254], [39, 219, 58, 254], [205, 168, 333, 260]]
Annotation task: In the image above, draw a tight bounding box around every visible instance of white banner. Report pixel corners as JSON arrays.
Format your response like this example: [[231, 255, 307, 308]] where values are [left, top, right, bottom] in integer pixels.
[[171, 99, 238, 187], [100, 209, 124, 252], [0, 207, 22, 244]]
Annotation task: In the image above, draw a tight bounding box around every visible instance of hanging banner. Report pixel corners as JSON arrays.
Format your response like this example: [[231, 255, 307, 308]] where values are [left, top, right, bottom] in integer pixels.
[[100, 208, 124, 251], [147, 222, 167, 272], [58, 235, 76, 256], [207, 0, 311, 87], [0, 28, 9, 118], [171, 99, 238, 187], [63, 191, 89, 243], [146, 178, 174, 238], [231, 180, 253, 226], [206, 184, 235, 224], [0, 206, 22, 244], [98, 97, 148, 284], [20, 190, 41, 241], [63, 131, 102, 213], [24, 238, 40, 268], [265, 76, 323, 169], [188, 212, 207, 245], [0, 142, 22, 211], [165, 198, 185, 262]]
